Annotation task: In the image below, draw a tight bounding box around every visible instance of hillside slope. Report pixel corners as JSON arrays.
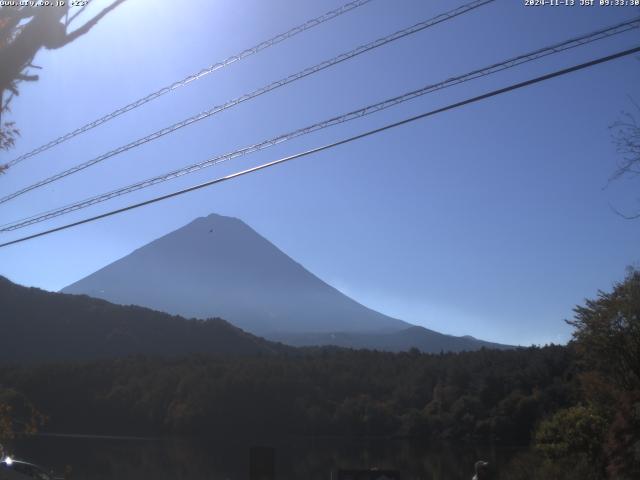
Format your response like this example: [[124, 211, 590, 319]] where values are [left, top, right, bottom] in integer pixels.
[[0, 275, 286, 363]]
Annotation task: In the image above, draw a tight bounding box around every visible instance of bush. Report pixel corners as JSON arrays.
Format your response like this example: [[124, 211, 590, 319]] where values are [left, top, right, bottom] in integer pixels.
[[534, 405, 607, 468]]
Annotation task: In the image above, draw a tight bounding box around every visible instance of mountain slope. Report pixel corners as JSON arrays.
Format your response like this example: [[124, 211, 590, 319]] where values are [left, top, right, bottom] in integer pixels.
[[0, 275, 287, 363], [62, 213, 410, 336], [60, 213, 513, 352]]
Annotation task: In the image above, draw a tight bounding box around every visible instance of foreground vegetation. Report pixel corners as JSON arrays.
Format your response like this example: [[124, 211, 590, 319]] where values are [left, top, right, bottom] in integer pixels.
[[1, 271, 638, 478]]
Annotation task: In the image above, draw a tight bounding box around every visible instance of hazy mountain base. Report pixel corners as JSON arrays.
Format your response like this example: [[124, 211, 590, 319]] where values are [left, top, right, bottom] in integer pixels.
[[270, 327, 513, 353]]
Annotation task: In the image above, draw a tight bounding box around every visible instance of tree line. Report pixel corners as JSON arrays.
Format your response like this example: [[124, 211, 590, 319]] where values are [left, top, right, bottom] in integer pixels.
[[0, 271, 638, 479]]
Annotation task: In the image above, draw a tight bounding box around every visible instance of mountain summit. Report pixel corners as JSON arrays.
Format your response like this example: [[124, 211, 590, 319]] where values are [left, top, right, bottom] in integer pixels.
[[62, 214, 409, 336]]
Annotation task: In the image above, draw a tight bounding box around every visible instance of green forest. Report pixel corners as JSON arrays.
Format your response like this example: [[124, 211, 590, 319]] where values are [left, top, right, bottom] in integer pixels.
[[1, 271, 639, 479]]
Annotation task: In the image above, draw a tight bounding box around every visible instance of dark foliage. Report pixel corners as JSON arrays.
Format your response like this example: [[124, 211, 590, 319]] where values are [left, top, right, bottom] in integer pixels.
[[0, 345, 575, 444], [532, 270, 640, 478], [567, 270, 640, 391], [1, 271, 638, 477], [0, 387, 45, 442]]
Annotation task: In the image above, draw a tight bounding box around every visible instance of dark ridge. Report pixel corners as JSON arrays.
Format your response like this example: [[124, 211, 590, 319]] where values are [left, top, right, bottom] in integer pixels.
[[0, 275, 290, 364]]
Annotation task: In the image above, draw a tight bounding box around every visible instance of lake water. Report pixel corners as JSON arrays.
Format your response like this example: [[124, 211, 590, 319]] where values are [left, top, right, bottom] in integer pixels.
[[7, 435, 525, 480]]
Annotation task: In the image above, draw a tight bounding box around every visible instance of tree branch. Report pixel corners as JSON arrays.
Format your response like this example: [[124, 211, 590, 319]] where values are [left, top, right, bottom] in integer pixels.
[[56, 0, 126, 48], [66, 0, 92, 27]]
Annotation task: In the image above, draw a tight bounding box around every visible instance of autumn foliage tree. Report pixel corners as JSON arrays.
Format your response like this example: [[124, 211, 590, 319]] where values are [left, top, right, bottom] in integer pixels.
[[568, 269, 640, 390], [0, 388, 46, 444], [569, 269, 640, 479], [534, 270, 640, 478]]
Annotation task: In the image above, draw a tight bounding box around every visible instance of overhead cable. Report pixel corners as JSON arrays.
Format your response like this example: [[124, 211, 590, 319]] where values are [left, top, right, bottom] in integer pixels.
[[0, 0, 495, 204], [3, 0, 375, 168], [1, 44, 638, 248], [2, 17, 638, 232]]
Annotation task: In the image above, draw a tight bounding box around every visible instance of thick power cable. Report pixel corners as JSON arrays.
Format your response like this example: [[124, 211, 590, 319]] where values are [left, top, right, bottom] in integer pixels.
[[3, 0, 374, 168], [0, 0, 495, 204], [1, 44, 638, 249], [2, 17, 637, 232]]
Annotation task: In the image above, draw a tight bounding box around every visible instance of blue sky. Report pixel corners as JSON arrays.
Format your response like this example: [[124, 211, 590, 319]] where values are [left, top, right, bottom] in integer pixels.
[[0, 0, 639, 346]]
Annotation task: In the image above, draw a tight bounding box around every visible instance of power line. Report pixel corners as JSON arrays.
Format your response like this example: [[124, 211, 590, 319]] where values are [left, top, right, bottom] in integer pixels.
[[2, 17, 638, 232], [0, 0, 496, 205], [1, 44, 638, 249], [3, 0, 374, 168]]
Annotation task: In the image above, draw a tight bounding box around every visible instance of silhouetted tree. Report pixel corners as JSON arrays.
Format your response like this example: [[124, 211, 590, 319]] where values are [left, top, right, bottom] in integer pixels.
[[0, 1, 126, 171], [532, 270, 640, 477], [609, 98, 640, 218]]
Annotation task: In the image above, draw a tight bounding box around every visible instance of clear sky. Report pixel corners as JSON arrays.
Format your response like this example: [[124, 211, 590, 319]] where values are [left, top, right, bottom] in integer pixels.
[[0, 0, 638, 346]]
